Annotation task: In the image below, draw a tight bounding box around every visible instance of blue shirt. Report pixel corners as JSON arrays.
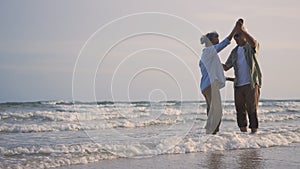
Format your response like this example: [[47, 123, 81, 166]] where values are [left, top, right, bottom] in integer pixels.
[[200, 38, 230, 91], [236, 46, 251, 86], [224, 43, 262, 89]]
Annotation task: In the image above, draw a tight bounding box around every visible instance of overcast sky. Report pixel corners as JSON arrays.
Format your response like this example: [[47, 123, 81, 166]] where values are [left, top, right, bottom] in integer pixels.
[[1, 0, 300, 102]]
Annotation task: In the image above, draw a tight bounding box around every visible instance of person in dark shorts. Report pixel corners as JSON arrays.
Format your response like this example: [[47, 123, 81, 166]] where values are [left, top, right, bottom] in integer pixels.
[[223, 19, 262, 134]]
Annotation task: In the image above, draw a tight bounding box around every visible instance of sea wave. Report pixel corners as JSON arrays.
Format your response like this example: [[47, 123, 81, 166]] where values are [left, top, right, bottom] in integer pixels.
[[0, 111, 79, 122], [0, 116, 187, 133], [1, 128, 299, 169], [168, 129, 300, 154], [0, 143, 117, 169], [1, 99, 299, 168]]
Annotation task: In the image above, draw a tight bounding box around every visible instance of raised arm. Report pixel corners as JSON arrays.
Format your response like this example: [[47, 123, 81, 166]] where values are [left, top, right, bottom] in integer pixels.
[[214, 20, 240, 52], [227, 20, 241, 41], [238, 19, 257, 48]]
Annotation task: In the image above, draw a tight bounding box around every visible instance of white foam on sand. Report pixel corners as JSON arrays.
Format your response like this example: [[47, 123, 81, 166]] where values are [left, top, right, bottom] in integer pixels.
[[59, 143, 300, 169], [1, 130, 299, 169]]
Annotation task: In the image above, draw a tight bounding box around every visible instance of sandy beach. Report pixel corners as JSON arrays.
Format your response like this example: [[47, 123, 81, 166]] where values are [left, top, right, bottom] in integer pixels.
[[59, 143, 300, 169]]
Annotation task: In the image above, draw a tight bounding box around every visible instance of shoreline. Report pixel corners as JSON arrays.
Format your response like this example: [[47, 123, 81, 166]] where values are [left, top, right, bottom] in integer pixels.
[[59, 142, 300, 169]]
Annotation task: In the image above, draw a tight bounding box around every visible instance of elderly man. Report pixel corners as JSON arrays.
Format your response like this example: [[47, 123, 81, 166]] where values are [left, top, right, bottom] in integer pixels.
[[223, 19, 262, 134]]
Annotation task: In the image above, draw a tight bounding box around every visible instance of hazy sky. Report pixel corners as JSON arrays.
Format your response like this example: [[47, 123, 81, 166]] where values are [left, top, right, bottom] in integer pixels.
[[1, 0, 300, 102]]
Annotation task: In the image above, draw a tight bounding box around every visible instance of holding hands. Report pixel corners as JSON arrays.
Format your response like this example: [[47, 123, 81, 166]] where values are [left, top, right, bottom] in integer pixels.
[[228, 18, 244, 41]]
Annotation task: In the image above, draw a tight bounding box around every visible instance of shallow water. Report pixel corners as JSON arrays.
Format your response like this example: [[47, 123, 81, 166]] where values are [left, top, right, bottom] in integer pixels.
[[0, 100, 299, 168]]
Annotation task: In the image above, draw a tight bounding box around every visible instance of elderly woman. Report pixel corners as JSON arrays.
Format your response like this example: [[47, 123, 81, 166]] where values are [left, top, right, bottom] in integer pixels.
[[200, 20, 241, 134]]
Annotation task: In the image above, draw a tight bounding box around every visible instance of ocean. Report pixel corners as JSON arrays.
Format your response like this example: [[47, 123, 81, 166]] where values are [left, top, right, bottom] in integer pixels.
[[0, 100, 299, 169]]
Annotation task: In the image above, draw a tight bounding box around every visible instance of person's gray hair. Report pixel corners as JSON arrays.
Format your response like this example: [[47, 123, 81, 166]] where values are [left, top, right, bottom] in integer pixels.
[[200, 31, 219, 45]]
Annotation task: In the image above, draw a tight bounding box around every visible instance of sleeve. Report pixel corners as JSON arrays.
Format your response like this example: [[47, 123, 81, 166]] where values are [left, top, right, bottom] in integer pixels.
[[225, 50, 234, 68], [252, 42, 259, 54], [214, 38, 230, 53]]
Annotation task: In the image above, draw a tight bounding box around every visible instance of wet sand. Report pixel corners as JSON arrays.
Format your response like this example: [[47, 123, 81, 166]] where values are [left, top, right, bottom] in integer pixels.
[[59, 143, 300, 169]]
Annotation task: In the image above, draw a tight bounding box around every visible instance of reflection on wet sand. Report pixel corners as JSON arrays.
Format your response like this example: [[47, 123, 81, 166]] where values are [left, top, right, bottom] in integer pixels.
[[237, 149, 264, 169], [204, 149, 264, 169], [206, 152, 225, 169]]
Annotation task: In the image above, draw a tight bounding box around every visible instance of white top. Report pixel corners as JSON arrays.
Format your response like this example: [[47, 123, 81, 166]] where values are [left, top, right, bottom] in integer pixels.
[[236, 46, 251, 86], [200, 38, 230, 91]]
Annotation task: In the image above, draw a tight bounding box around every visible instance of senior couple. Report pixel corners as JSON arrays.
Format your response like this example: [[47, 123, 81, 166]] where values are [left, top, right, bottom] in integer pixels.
[[200, 19, 262, 134]]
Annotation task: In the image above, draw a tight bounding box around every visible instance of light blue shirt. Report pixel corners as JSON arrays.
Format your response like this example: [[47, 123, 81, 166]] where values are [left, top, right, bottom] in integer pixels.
[[200, 38, 230, 91], [224, 43, 262, 89], [236, 46, 251, 86]]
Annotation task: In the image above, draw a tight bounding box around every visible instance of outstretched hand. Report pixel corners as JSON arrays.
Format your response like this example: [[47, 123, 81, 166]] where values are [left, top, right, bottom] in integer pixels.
[[228, 18, 245, 41], [235, 18, 244, 31], [238, 18, 243, 24], [235, 18, 257, 47], [236, 18, 249, 34]]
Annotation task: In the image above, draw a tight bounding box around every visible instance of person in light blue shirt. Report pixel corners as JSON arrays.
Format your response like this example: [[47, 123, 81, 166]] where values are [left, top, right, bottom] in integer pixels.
[[200, 19, 241, 134]]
